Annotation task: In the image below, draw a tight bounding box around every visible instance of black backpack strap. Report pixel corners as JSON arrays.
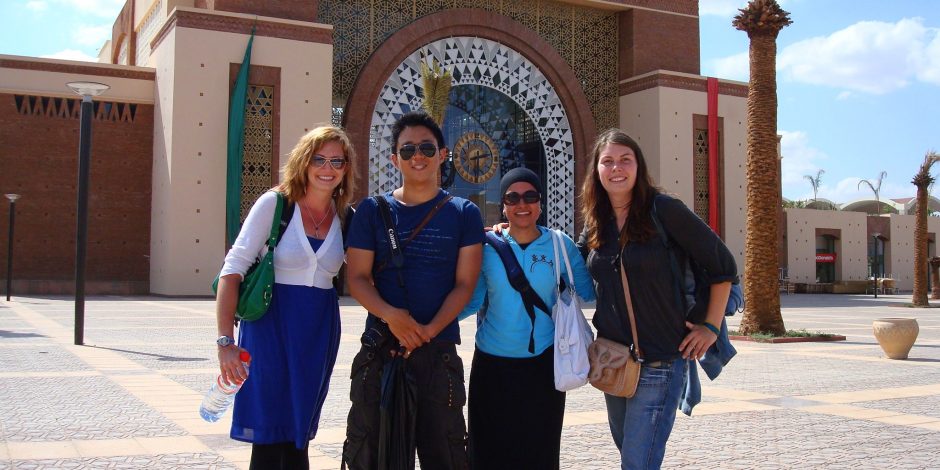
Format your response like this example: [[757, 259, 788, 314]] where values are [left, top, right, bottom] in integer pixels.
[[484, 230, 548, 354], [342, 203, 356, 250], [651, 195, 690, 315], [374, 195, 405, 288], [273, 191, 295, 247]]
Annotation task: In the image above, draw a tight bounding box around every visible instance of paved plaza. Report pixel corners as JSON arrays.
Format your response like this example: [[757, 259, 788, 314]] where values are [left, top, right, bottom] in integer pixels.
[[1, 293, 938, 469]]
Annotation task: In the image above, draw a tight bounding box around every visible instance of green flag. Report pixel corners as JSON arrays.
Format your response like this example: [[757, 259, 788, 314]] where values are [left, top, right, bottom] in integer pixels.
[[225, 28, 255, 245]]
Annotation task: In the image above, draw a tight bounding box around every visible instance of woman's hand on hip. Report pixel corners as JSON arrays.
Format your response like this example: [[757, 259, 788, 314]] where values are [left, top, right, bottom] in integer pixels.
[[679, 321, 718, 361]]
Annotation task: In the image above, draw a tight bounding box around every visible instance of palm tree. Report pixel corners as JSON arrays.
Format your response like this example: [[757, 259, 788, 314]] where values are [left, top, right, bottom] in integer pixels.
[[912, 151, 939, 306], [858, 171, 887, 215], [733, 0, 791, 336], [804, 169, 824, 206]]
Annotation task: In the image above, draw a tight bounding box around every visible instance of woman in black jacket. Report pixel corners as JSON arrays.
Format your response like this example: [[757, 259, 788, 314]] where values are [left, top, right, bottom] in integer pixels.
[[579, 129, 737, 469]]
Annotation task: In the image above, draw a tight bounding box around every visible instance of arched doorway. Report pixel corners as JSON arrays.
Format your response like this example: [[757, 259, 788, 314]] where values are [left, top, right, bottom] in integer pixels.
[[367, 36, 575, 233], [443, 84, 546, 226]]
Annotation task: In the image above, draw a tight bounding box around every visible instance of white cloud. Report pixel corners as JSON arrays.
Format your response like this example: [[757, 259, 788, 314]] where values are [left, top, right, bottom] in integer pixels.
[[41, 49, 99, 62], [821, 177, 911, 204], [710, 52, 748, 82], [836, 91, 852, 100], [25, 1, 48, 12], [53, 0, 124, 18], [917, 30, 940, 85], [778, 18, 939, 94], [73, 24, 111, 46], [708, 18, 940, 93], [780, 130, 827, 199]]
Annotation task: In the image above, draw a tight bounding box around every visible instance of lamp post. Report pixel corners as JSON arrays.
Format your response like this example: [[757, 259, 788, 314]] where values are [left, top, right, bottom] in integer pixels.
[[872, 233, 881, 299], [67, 81, 109, 345], [5, 194, 20, 301]]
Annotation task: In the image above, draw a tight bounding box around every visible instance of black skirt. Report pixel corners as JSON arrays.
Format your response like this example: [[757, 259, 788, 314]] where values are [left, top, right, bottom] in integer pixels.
[[467, 347, 566, 470]]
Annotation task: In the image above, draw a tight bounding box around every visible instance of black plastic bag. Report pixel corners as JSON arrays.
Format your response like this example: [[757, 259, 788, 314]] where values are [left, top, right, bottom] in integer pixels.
[[378, 354, 417, 470]]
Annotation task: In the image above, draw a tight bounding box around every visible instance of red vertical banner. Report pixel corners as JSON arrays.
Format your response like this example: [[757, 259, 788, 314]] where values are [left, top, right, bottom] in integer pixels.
[[707, 77, 720, 235]]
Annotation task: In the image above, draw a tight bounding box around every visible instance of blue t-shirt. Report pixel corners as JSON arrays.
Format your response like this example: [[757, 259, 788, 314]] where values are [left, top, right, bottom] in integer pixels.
[[347, 190, 484, 342], [459, 227, 596, 357]]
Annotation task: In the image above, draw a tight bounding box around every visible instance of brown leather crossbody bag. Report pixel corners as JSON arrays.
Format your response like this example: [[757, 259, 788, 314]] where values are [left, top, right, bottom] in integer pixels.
[[588, 256, 642, 398]]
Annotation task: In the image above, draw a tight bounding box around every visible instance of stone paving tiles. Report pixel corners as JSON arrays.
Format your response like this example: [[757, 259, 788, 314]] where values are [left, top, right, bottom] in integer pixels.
[[0, 376, 188, 442], [0, 346, 89, 373], [1, 293, 939, 469], [10, 453, 233, 469]]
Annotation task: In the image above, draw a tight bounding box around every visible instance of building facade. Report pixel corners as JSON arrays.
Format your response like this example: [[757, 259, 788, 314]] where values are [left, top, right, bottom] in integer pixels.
[[1, 0, 927, 296]]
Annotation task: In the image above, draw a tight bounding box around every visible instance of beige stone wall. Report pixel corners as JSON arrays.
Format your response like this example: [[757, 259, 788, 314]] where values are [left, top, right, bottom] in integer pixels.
[[886, 214, 940, 291], [0, 56, 154, 102], [618, 73, 748, 272], [785, 208, 869, 284], [148, 8, 333, 295]]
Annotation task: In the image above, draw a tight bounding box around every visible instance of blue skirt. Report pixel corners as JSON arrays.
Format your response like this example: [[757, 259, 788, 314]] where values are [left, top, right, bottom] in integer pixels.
[[231, 282, 341, 449]]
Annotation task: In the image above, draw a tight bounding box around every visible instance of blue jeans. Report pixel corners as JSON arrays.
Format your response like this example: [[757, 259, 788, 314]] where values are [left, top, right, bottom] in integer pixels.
[[604, 359, 688, 470]]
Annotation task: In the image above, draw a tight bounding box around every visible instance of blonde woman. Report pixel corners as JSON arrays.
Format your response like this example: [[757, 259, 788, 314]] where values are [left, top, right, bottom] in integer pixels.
[[215, 126, 355, 469]]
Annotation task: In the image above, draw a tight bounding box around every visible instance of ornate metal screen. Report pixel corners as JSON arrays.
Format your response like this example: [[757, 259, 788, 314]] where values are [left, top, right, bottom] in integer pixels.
[[693, 129, 710, 223], [319, 0, 618, 131], [240, 85, 275, 221]]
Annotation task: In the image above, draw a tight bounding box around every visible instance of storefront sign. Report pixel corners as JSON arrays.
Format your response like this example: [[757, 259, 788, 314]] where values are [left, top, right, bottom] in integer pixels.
[[816, 253, 836, 263]]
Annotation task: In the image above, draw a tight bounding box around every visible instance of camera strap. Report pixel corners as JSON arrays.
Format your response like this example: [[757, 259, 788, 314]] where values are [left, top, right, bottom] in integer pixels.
[[373, 193, 454, 279], [375, 195, 405, 288]]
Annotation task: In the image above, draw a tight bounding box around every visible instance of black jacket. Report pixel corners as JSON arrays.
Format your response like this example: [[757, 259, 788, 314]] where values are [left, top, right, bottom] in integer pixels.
[[579, 194, 737, 362]]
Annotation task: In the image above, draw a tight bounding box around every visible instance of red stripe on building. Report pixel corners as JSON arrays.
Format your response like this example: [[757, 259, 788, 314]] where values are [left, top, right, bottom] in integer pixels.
[[707, 77, 720, 235]]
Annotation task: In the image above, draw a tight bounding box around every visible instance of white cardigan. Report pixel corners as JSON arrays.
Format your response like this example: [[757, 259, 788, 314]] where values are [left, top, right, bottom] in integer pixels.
[[220, 191, 343, 289]]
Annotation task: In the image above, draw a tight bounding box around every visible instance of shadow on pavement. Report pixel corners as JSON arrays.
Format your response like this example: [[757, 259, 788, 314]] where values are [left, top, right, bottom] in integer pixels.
[[0, 329, 47, 338], [88, 345, 208, 362]]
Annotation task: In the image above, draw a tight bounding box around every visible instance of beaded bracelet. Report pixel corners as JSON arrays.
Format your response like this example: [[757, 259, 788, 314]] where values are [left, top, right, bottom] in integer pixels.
[[702, 322, 721, 337]]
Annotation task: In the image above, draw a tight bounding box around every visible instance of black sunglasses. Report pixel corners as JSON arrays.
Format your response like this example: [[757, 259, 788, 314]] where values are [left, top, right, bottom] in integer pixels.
[[503, 190, 541, 206], [397, 142, 438, 160], [311, 156, 347, 169]]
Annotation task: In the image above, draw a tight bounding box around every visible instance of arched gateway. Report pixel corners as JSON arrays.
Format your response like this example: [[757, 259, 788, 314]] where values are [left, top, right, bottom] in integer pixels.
[[369, 36, 575, 232]]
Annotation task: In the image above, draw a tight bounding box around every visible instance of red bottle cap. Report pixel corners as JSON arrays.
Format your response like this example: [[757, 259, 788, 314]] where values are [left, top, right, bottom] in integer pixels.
[[239, 350, 251, 362]]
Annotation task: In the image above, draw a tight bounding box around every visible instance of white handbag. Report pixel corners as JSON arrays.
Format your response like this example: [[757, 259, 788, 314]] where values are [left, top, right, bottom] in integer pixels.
[[550, 230, 595, 391]]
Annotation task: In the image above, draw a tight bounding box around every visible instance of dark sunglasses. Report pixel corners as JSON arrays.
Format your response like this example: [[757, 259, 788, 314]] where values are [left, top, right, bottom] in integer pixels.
[[397, 142, 438, 160], [311, 156, 347, 169], [503, 190, 541, 206]]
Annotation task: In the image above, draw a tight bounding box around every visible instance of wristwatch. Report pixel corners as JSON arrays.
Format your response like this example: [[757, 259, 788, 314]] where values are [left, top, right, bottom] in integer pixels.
[[216, 335, 236, 348]]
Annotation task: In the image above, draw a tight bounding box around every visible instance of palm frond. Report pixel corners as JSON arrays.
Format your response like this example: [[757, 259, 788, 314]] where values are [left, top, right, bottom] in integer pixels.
[[420, 58, 452, 126]]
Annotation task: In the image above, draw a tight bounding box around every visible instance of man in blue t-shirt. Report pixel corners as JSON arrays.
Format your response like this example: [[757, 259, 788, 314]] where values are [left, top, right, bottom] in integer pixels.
[[342, 111, 483, 470]]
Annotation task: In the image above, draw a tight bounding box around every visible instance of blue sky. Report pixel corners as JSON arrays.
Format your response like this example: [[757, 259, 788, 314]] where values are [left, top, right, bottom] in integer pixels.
[[701, 0, 940, 203], [2, 0, 938, 204]]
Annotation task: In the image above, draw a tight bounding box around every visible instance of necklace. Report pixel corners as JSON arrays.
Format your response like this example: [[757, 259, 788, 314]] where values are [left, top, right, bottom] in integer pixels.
[[302, 202, 333, 238]]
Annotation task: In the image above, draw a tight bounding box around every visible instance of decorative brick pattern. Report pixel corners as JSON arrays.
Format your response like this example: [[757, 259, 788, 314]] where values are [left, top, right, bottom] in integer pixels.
[[619, 71, 748, 97], [0, 92, 153, 294], [338, 8, 598, 233], [0, 58, 155, 81], [151, 8, 333, 53]]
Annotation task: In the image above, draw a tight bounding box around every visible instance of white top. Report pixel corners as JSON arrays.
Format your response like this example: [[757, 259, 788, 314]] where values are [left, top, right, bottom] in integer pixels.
[[220, 191, 343, 289]]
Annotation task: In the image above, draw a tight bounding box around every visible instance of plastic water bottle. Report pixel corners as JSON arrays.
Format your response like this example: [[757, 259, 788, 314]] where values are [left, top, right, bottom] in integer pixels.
[[199, 350, 250, 422]]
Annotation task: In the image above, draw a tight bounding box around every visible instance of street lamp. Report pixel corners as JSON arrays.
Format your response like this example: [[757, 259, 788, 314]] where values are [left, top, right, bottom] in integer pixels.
[[5, 194, 20, 301], [67, 81, 109, 345], [872, 233, 881, 299]]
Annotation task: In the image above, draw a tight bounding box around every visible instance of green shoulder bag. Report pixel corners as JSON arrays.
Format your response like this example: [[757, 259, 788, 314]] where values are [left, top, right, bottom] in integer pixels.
[[212, 191, 287, 321]]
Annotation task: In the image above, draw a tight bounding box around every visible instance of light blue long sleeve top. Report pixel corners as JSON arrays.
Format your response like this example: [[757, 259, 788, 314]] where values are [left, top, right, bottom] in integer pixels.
[[459, 227, 596, 358]]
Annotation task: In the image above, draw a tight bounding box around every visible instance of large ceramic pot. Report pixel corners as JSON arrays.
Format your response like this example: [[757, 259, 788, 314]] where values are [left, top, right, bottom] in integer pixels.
[[872, 318, 919, 360]]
